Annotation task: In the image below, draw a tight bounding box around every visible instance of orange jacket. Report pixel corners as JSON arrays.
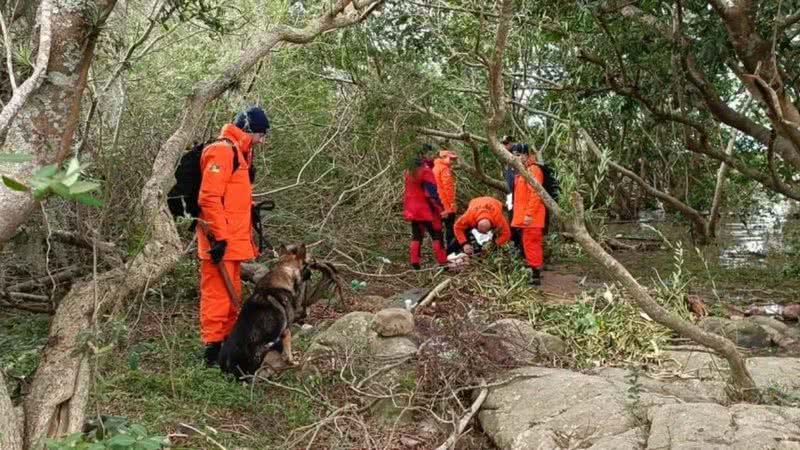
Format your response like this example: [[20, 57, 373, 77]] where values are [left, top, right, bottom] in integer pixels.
[[511, 162, 546, 228], [432, 157, 456, 214], [453, 197, 511, 246], [196, 124, 258, 261]]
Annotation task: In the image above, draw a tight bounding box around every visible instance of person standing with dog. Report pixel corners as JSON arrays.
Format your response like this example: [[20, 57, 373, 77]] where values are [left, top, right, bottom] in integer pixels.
[[511, 143, 546, 286], [403, 144, 448, 270], [197, 106, 270, 366], [432, 145, 458, 250]]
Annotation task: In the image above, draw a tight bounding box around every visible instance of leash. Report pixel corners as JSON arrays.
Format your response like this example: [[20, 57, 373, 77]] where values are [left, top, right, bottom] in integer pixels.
[[197, 221, 241, 310]]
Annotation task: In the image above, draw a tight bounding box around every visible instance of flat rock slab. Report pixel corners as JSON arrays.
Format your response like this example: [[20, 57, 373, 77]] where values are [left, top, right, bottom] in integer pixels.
[[480, 362, 800, 450], [647, 403, 800, 449]]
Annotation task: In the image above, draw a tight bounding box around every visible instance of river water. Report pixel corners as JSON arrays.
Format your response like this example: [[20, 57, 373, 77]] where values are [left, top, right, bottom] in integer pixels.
[[719, 198, 797, 268]]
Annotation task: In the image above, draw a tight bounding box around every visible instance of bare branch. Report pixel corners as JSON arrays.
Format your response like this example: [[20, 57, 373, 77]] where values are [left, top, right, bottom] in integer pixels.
[[0, 0, 51, 136]]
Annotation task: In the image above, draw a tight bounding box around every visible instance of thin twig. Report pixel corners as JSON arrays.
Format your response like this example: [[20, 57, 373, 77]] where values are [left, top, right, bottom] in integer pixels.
[[434, 380, 489, 450], [416, 278, 452, 312]]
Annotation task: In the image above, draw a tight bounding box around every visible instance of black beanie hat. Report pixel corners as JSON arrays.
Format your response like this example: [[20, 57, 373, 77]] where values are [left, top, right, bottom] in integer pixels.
[[511, 143, 530, 154], [234, 106, 270, 134]]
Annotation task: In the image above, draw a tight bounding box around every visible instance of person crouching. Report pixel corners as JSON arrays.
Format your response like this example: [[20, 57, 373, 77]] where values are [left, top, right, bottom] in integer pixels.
[[450, 196, 511, 256]]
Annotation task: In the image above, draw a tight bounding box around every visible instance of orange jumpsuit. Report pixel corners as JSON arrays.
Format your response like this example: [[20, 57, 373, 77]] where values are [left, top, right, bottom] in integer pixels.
[[511, 162, 545, 269], [432, 156, 456, 214], [196, 124, 258, 344], [453, 197, 511, 247]]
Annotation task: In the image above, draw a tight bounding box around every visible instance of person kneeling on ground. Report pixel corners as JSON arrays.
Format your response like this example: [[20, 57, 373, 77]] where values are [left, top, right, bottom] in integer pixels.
[[450, 196, 511, 256], [510, 143, 546, 286]]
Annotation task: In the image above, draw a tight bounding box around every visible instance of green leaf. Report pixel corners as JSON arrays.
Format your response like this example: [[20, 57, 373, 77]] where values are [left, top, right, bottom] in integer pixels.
[[32, 185, 50, 199], [0, 153, 33, 164], [50, 181, 70, 198], [34, 164, 59, 179], [107, 434, 137, 446], [2, 175, 29, 192], [62, 157, 81, 186], [74, 193, 104, 208], [68, 180, 100, 195], [137, 438, 164, 450]]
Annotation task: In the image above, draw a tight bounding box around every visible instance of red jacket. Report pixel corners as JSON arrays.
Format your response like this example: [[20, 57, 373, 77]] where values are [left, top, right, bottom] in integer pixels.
[[432, 157, 456, 214], [511, 162, 546, 228], [454, 197, 511, 246], [403, 159, 443, 222], [196, 124, 258, 261]]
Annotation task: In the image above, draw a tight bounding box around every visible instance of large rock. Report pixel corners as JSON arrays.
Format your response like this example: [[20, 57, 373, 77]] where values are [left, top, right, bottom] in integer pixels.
[[371, 308, 414, 337], [304, 311, 377, 366], [482, 319, 567, 365], [479, 361, 800, 449], [478, 367, 675, 450], [647, 403, 800, 449], [699, 317, 773, 348], [663, 350, 800, 393], [303, 311, 418, 426]]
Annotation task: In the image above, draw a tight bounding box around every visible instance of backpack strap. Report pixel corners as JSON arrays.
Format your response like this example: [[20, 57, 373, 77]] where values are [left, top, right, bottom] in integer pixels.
[[203, 138, 241, 173]]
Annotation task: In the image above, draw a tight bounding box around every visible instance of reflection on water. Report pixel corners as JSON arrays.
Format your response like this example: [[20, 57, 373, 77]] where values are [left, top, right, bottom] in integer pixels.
[[719, 199, 795, 268]]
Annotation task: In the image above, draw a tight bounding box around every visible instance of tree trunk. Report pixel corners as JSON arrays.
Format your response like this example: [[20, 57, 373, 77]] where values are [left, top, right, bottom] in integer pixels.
[[706, 134, 736, 238], [0, 0, 116, 244], [0, 2, 384, 448]]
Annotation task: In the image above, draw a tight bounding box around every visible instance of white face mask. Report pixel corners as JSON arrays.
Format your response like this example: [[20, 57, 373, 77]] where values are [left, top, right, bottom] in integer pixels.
[[471, 229, 493, 245]]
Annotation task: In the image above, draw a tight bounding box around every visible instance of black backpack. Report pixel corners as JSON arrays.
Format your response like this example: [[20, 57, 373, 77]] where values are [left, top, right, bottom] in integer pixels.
[[538, 163, 560, 202], [167, 138, 241, 230]]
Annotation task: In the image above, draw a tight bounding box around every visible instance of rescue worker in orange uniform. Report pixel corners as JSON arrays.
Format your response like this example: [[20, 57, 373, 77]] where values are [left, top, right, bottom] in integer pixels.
[[432, 147, 458, 250], [197, 106, 270, 366], [451, 196, 511, 255], [511, 143, 546, 286]]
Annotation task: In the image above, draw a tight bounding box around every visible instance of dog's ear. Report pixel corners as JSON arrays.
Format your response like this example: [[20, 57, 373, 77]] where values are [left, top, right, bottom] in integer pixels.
[[277, 244, 288, 256], [295, 243, 306, 261]]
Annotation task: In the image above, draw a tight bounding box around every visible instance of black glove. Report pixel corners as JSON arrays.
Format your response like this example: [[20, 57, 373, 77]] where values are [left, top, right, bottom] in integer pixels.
[[208, 239, 227, 264]]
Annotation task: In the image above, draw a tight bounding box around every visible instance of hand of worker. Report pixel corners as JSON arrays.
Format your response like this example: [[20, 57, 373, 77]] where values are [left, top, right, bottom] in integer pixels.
[[463, 244, 474, 255], [208, 239, 228, 264], [523, 215, 532, 226]]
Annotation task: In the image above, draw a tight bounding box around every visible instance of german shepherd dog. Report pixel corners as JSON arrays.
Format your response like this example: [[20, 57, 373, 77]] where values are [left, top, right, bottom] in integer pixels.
[[219, 244, 309, 378]]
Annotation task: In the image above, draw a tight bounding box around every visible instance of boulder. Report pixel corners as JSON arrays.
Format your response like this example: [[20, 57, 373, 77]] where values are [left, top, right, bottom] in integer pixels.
[[482, 319, 567, 364], [372, 308, 415, 337], [304, 311, 378, 365], [699, 317, 773, 348], [302, 311, 418, 426], [478, 361, 800, 449], [478, 367, 674, 450], [647, 403, 800, 449]]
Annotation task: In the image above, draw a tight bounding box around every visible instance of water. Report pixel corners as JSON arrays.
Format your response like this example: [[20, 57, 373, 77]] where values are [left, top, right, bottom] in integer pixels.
[[719, 198, 796, 268]]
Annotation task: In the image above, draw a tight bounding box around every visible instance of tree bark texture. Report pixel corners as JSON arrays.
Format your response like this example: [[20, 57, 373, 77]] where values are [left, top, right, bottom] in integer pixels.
[[0, 0, 116, 244]]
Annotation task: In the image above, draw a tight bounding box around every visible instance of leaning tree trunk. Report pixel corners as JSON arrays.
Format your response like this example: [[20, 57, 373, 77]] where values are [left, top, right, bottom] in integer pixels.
[[0, 2, 384, 449], [0, 0, 116, 244], [482, 0, 758, 400]]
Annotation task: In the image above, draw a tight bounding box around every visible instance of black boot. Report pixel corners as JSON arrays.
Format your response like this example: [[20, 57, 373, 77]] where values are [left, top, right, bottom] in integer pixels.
[[528, 268, 541, 286], [411, 263, 421, 270], [204, 342, 221, 367]]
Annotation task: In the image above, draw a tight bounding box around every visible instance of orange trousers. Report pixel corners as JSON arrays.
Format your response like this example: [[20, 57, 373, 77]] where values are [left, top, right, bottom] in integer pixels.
[[199, 259, 241, 344], [520, 227, 544, 269]]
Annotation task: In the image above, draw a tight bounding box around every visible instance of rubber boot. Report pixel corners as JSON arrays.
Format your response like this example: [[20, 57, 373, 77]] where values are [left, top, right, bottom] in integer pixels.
[[409, 240, 422, 269], [432, 240, 448, 266], [204, 342, 221, 367]]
